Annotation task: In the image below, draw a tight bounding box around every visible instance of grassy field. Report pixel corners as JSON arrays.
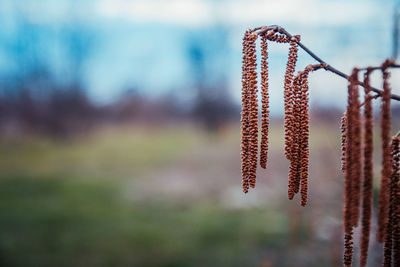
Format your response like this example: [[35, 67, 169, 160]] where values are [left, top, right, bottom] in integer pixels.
[[0, 122, 391, 266]]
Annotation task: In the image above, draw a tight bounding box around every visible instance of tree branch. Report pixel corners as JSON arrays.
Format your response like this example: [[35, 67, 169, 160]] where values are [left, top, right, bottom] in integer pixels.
[[252, 25, 400, 101]]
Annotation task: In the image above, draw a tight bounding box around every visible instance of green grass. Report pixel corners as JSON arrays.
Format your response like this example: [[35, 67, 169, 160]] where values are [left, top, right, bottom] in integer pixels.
[[0, 175, 288, 267], [0, 124, 347, 267], [0, 126, 196, 180]]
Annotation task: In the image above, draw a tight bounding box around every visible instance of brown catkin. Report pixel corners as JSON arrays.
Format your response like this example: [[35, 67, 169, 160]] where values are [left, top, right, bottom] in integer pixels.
[[247, 33, 259, 189], [298, 66, 311, 206], [391, 137, 400, 266], [343, 70, 361, 266], [288, 73, 302, 200], [383, 137, 400, 267], [260, 35, 270, 169], [283, 35, 300, 161], [359, 69, 374, 267], [377, 60, 392, 242], [344, 230, 354, 267], [240, 30, 251, 193], [340, 112, 347, 173], [350, 69, 362, 227], [287, 65, 311, 205], [291, 72, 302, 196], [343, 107, 353, 233], [343, 68, 361, 237]]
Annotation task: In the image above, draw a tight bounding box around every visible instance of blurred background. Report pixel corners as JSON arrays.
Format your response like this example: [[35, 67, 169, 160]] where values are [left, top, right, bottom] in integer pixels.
[[0, 0, 400, 266]]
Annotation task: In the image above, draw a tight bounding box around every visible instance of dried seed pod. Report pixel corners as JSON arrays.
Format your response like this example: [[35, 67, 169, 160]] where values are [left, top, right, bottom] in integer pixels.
[[260, 35, 270, 169], [377, 60, 393, 242], [359, 68, 374, 267]]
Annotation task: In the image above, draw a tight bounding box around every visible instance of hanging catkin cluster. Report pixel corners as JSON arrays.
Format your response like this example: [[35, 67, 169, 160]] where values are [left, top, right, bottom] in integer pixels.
[[240, 30, 311, 201], [240, 26, 400, 267], [340, 60, 398, 266]]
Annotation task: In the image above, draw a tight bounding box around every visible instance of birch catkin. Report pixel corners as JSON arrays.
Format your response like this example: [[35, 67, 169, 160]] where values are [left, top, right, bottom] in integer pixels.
[[260, 35, 270, 169], [359, 69, 374, 267], [298, 66, 312, 206], [343, 68, 360, 267], [241, 30, 251, 193], [391, 136, 400, 266], [288, 73, 302, 200], [286, 65, 311, 205], [240, 31, 258, 192], [350, 70, 362, 227], [377, 60, 392, 242], [283, 35, 300, 161], [383, 137, 400, 267], [247, 33, 259, 189]]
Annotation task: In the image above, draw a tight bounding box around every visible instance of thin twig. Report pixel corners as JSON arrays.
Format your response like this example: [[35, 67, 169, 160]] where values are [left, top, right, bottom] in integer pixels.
[[358, 65, 400, 71], [253, 25, 400, 101]]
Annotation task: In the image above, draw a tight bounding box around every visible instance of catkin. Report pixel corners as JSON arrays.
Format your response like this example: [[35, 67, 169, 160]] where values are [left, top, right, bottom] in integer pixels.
[[288, 73, 302, 199], [298, 66, 312, 206], [383, 137, 400, 267], [283, 35, 300, 161], [241, 30, 252, 193], [241, 31, 258, 192], [343, 69, 361, 267], [247, 33, 259, 189], [260, 35, 270, 169], [359, 69, 374, 267], [343, 107, 353, 234], [350, 69, 362, 227], [377, 60, 392, 242], [287, 65, 311, 205], [344, 68, 361, 236], [391, 137, 400, 266]]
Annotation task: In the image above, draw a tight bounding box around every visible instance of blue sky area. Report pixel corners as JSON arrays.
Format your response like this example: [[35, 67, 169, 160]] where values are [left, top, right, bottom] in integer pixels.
[[0, 0, 399, 114]]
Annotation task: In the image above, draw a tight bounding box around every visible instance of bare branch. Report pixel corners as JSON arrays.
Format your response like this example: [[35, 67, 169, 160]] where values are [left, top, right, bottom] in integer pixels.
[[252, 25, 400, 101]]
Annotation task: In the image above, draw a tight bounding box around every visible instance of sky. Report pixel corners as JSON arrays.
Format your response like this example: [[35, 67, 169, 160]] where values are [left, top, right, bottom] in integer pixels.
[[0, 0, 399, 113]]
